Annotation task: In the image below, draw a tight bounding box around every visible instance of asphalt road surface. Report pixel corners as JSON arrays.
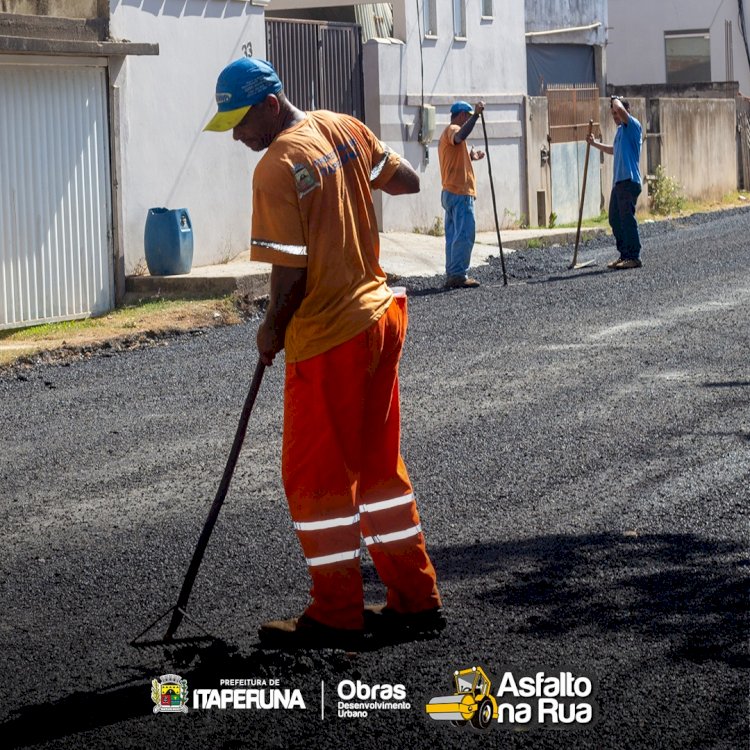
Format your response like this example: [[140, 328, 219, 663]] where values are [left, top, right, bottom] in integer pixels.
[[1, 208, 748, 749]]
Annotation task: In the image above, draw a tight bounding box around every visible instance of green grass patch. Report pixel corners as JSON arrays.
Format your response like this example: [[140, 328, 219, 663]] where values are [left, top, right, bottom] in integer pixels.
[[557, 211, 609, 229], [0, 297, 237, 342]]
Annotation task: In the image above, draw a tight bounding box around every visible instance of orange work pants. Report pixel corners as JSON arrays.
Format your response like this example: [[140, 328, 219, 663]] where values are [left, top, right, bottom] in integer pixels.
[[281, 297, 441, 630]]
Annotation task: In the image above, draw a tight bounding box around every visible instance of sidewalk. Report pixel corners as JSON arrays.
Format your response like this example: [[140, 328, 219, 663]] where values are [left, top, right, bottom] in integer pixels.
[[125, 226, 606, 300]]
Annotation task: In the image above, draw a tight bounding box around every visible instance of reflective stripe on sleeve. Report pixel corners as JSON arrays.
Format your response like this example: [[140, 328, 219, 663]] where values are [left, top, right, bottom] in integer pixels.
[[363, 523, 422, 547], [370, 146, 393, 182], [359, 493, 414, 514], [252, 238, 307, 256], [306, 548, 361, 567], [294, 513, 360, 532]]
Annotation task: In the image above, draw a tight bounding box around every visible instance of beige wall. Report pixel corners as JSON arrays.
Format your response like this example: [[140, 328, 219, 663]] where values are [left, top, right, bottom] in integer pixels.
[[655, 98, 737, 201], [525, 96, 646, 227], [525, 97, 551, 227], [0, 1, 101, 18], [593, 97, 736, 209]]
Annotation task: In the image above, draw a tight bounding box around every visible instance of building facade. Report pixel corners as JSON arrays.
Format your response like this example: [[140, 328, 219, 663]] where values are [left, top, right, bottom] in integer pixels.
[[608, 0, 750, 95]]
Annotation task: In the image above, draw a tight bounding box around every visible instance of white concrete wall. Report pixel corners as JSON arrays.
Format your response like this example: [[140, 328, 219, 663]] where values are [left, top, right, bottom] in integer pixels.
[[109, 0, 266, 271], [525, 96, 551, 227], [608, 0, 750, 95], [110, 0, 528, 264], [366, 0, 528, 232]]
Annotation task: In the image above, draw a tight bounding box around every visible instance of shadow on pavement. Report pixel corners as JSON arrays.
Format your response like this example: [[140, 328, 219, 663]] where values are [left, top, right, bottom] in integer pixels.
[[404, 286, 452, 298], [701, 380, 750, 388], [2, 624, 439, 746], [430, 532, 748, 669], [0, 639, 328, 747], [526, 268, 609, 284], [3, 533, 746, 747]]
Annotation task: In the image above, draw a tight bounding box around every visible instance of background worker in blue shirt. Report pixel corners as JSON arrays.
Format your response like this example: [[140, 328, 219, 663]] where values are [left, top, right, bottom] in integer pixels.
[[588, 95, 644, 270]]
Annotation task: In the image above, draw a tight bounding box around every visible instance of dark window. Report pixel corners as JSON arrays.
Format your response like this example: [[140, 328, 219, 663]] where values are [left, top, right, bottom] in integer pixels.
[[665, 31, 711, 83]]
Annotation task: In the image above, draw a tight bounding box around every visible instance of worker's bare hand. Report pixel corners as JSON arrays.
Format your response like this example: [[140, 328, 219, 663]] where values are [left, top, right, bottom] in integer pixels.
[[470, 147, 485, 161], [586, 133, 595, 145], [474, 101, 486, 115], [257, 321, 283, 366]]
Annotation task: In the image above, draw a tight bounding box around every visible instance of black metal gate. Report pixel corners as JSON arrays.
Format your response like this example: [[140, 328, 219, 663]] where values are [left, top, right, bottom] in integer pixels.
[[266, 18, 365, 121]]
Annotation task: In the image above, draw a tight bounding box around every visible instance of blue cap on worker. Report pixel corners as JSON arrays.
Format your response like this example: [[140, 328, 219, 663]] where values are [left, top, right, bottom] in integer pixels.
[[204, 58, 283, 132], [450, 100, 473, 116]]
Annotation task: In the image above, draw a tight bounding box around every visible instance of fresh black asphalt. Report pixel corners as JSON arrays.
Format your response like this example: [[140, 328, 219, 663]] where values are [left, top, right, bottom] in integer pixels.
[[0, 208, 748, 749]]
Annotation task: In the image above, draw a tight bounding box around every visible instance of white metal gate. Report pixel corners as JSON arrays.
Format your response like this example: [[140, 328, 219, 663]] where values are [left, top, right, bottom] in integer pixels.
[[0, 59, 113, 330]]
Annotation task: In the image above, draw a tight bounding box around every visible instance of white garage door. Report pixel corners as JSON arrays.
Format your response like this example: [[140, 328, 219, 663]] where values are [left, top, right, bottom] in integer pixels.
[[0, 59, 113, 330]]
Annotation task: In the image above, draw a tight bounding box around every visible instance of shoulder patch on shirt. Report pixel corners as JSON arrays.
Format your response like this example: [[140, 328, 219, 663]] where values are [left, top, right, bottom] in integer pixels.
[[292, 162, 320, 198]]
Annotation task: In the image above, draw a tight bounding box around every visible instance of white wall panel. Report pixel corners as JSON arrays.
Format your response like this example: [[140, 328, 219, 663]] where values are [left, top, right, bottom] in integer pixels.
[[109, 1, 267, 269], [0, 61, 113, 329]]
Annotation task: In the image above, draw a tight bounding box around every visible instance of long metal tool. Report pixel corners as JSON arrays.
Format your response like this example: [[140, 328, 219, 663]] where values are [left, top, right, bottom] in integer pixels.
[[569, 119, 596, 269], [480, 112, 508, 286], [131, 359, 267, 645]]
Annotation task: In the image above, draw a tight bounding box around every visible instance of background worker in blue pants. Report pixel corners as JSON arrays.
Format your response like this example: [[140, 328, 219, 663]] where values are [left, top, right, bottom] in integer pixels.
[[438, 100, 486, 288]]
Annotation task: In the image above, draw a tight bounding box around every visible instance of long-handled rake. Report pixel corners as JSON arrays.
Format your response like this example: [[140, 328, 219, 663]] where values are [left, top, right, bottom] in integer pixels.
[[131, 360, 267, 646], [480, 112, 508, 286], [568, 119, 597, 270]]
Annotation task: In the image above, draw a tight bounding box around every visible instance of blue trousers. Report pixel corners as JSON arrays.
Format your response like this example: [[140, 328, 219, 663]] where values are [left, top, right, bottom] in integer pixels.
[[609, 180, 642, 260], [441, 190, 476, 278]]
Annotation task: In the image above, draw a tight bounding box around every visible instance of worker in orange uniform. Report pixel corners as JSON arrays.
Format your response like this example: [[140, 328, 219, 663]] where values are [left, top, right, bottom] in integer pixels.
[[205, 58, 444, 649], [438, 100, 486, 289]]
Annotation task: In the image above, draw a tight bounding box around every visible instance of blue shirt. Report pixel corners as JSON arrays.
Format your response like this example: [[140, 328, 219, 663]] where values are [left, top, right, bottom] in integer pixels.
[[613, 114, 642, 186]]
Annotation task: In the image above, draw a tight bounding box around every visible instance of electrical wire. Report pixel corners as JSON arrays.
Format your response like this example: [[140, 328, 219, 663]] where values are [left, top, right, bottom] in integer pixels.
[[738, 0, 750, 73], [416, 0, 425, 143]]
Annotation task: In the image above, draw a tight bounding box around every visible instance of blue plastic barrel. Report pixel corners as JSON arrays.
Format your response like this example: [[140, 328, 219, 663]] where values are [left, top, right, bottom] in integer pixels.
[[144, 207, 194, 276]]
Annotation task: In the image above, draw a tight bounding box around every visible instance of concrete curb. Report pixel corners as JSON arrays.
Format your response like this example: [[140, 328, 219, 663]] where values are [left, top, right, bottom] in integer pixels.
[[124, 271, 271, 302], [124, 226, 607, 301]]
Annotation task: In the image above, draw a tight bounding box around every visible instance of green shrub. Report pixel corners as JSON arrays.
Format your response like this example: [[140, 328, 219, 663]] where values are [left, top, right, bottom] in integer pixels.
[[501, 209, 529, 229], [649, 165, 685, 215], [426, 216, 445, 236], [414, 216, 445, 236]]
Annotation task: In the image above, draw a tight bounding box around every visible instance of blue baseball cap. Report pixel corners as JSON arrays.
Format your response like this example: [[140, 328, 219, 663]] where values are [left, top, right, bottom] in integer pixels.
[[204, 58, 283, 132], [450, 100, 473, 116]]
